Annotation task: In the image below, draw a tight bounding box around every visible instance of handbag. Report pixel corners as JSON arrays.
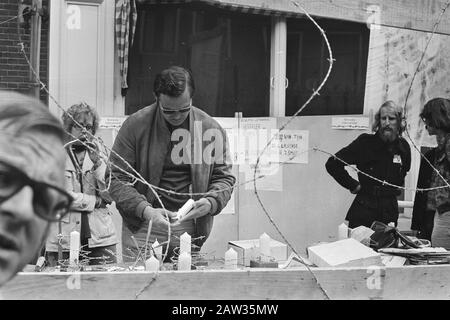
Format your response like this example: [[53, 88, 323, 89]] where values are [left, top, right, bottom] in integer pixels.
[[369, 221, 420, 250]]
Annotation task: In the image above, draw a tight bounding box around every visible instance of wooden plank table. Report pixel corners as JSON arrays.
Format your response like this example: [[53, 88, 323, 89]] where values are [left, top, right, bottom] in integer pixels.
[[2, 265, 450, 300]]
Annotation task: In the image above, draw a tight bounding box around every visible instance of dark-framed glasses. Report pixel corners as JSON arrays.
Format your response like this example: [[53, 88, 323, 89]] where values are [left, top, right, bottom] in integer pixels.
[[0, 161, 73, 222], [159, 100, 192, 115], [74, 123, 94, 133]]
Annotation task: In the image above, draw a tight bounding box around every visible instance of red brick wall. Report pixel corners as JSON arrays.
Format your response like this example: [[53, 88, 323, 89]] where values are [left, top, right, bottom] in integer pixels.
[[0, 0, 49, 103]]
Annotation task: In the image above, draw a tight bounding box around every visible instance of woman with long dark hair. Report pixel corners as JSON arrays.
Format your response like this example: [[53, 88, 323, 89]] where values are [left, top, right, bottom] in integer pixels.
[[412, 98, 450, 248]]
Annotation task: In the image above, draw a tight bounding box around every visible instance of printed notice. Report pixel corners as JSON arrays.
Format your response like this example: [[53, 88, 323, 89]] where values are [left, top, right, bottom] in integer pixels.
[[213, 117, 239, 214], [332, 117, 369, 130], [238, 118, 278, 167], [214, 117, 239, 165], [99, 117, 128, 129]]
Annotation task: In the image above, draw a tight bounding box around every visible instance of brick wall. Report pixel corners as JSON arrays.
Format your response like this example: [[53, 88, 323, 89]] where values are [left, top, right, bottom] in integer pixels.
[[0, 0, 49, 103]]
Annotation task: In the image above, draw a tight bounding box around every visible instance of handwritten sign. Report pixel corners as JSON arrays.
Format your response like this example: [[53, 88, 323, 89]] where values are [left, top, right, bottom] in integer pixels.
[[272, 130, 309, 164], [332, 117, 369, 130]]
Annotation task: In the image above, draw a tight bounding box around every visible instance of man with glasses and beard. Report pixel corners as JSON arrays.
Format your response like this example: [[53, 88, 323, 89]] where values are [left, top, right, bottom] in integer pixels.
[[0, 91, 71, 286], [108, 66, 235, 262], [326, 101, 411, 229]]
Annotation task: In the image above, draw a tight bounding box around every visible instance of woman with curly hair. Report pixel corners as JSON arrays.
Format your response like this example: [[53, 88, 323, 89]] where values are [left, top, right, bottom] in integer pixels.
[[45, 102, 118, 266]]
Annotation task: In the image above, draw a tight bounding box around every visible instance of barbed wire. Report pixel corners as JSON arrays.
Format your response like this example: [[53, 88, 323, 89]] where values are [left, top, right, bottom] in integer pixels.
[[14, 10, 180, 263], [10, 0, 450, 207], [250, 0, 450, 299], [16, 6, 450, 202], [247, 0, 335, 300], [400, 0, 450, 194], [12, 1, 450, 299], [403, 0, 450, 119]]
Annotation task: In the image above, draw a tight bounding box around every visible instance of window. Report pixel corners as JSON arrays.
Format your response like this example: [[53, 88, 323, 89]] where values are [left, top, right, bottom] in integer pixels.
[[139, 8, 177, 54], [126, 4, 271, 117], [125, 4, 370, 118], [286, 19, 369, 116]]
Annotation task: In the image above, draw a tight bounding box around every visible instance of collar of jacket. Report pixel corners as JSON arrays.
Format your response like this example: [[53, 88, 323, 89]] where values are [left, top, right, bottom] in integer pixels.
[[146, 105, 212, 203], [66, 147, 94, 173], [435, 133, 450, 163]]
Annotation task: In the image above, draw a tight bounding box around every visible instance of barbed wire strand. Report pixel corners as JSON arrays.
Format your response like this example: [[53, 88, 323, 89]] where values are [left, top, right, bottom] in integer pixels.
[[254, 0, 334, 300], [0, 11, 32, 26], [401, 1, 450, 192]]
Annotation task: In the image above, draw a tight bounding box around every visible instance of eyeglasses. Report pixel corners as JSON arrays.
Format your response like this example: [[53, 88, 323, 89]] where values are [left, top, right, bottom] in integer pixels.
[[159, 100, 191, 115], [0, 162, 73, 222], [72, 122, 94, 133], [421, 117, 433, 128]]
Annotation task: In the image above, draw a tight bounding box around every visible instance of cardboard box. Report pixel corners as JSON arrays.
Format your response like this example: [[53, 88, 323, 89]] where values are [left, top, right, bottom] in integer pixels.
[[307, 238, 382, 268], [228, 239, 288, 267]]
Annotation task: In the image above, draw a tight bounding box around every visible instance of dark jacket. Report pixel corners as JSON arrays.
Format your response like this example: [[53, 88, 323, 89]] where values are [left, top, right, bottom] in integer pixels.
[[411, 149, 436, 240], [107, 103, 236, 246], [326, 133, 411, 227]]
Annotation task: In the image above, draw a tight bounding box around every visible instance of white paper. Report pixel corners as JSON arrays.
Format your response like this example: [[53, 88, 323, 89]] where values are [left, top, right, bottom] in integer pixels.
[[273, 130, 309, 164], [99, 117, 128, 129], [214, 117, 240, 164], [238, 117, 278, 166], [332, 117, 370, 130]]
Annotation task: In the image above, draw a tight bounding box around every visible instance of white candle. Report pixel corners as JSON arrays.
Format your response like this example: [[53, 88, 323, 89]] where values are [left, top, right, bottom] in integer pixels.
[[178, 252, 191, 271], [225, 248, 238, 269], [69, 231, 80, 267], [180, 232, 191, 254], [259, 233, 271, 262], [177, 199, 195, 220], [338, 223, 349, 240], [145, 256, 160, 272], [152, 239, 162, 260]]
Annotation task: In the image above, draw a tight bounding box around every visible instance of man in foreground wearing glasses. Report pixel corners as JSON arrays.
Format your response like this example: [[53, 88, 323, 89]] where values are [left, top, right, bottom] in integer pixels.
[[0, 91, 70, 286], [108, 66, 235, 261]]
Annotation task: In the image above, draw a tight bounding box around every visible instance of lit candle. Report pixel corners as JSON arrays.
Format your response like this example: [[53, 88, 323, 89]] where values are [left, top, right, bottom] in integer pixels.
[[178, 252, 191, 271], [177, 199, 195, 220], [225, 248, 238, 269], [180, 232, 191, 254], [338, 223, 349, 240], [259, 233, 271, 262], [152, 239, 162, 260], [145, 256, 160, 272], [69, 231, 80, 267]]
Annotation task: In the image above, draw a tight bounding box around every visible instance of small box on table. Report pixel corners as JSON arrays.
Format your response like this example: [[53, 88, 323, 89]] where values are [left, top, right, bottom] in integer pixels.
[[307, 238, 382, 268], [228, 239, 288, 267]]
